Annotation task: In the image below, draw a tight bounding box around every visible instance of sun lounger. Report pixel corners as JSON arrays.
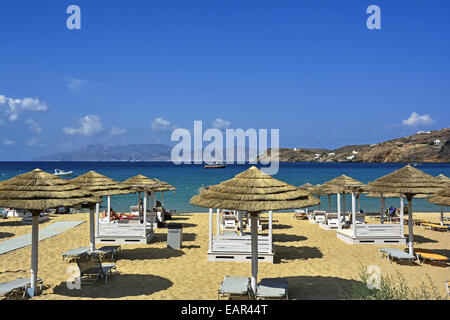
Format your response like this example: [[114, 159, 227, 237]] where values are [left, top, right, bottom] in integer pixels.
[[256, 278, 288, 300], [22, 212, 50, 225], [379, 248, 416, 264], [293, 212, 308, 220], [76, 253, 116, 284], [96, 245, 121, 260], [409, 248, 449, 265], [218, 276, 251, 299], [62, 246, 90, 261], [421, 223, 449, 232], [0, 277, 44, 299]]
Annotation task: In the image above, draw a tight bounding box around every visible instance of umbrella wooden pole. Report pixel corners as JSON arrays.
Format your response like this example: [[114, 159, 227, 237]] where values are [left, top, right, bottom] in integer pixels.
[[352, 193, 357, 238], [217, 209, 220, 236], [400, 196, 405, 238], [318, 197, 320, 211], [440, 206, 444, 226], [89, 203, 96, 252], [250, 212, 259, 296], [343, 193, 346, 216], [328, 195, 331, 213], [380, 193, 385, 224], [268, 211, 273, 254], [358, 194, 361, 213], [239, 211, 243, 236], [95, 202, 100, 237], [144, 191, 149, 235], [107, 196, 111, 223], [208, 208, 213, 251], [162, 192, 164, 208], [337, 193, 341, 229], [407, 195, 414, 255], [151, 191, 154, 211], [30, 210, 40, 297]]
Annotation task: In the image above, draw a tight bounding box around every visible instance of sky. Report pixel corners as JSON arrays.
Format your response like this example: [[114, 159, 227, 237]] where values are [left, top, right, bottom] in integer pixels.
[[0, 0, 449, 160]]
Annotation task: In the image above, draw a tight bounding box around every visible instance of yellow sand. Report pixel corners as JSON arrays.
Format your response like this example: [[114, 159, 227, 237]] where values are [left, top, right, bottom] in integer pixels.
[[0, 212, 449, 300]]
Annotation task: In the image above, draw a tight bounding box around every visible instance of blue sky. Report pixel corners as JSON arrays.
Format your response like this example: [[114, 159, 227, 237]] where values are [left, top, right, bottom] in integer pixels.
[[0, 0, 449, 160]]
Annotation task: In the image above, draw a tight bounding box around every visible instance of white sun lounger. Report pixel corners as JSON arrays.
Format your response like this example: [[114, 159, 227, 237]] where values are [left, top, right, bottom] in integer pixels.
[[379, 248, 416, 264], [62, 246, 121, 261], [218, 276, 251, 299], [256, 278, 288, 300], [0, 277, 44, 299]]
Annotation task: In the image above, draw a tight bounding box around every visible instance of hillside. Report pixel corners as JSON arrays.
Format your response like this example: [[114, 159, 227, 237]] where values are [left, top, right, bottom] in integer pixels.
[[258, 128, 450, 163], [33, 144, 173, 161]]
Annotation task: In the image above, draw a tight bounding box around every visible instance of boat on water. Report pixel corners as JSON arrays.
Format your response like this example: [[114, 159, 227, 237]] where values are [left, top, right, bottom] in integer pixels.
[[53, 169, 73, 176], [204, 161, 227, 169]]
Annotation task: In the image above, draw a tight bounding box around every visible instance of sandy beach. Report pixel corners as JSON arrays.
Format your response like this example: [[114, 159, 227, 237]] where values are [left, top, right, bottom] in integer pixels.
[[0, 211, 448, 300]]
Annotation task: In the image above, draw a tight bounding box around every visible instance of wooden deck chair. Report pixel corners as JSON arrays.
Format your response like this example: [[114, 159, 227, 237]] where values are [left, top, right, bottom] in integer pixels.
[[76, 253, 116, 284]]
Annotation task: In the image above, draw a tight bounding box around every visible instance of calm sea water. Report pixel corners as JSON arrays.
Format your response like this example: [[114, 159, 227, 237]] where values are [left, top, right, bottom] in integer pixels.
[[1, 162, 449, 213]]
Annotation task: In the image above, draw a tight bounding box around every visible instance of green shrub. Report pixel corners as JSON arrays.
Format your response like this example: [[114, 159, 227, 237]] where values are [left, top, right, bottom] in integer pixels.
[[349, 265, 446, 300]]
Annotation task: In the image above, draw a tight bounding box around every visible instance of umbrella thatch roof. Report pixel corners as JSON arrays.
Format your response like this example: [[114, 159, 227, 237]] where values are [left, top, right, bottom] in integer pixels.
[[310, 175, 365, 195], [152, 178, 176, 191], [0, 169, 101, 210], [190, 166, 320, 212], [436, 174, 450, 184], [70, 171, 133, 196], [365, 192, 428, 199], [123, 175, 161, 191], [298, 183, 314, 190], [427, 187, 450, 206], [366, 165, 446, 196]]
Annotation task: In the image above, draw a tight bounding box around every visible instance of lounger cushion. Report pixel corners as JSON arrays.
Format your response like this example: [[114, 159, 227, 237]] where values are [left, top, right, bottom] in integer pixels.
[[257, 278, 288, 298], [380, 248, 415, 260], [219, 276, 249, 295], [0, 278, 42, 296]]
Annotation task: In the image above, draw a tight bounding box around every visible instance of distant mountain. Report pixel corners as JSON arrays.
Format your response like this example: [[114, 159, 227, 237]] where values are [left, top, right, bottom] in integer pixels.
[[33, 144, 173, 161], [258, 128, 450, 163], [33, 144, 258, 162]]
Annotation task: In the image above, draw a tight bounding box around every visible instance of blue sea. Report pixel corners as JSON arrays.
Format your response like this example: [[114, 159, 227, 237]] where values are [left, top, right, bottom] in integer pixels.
[[1, 162, 449, 213]]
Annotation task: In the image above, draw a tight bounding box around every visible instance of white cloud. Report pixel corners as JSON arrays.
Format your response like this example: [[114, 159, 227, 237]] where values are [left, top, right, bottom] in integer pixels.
[[63, 114, 103, 136], [65, 76, 86, 94], [0, 94, 48, 122], [402, 112, 433, 126], [26, 137, 46, 147], [25, 118, 42, 133], [2, 138, 15, 146], [109, 126, 127, 136], [151, 117, 173, 131], [212, 118, 231, 130]]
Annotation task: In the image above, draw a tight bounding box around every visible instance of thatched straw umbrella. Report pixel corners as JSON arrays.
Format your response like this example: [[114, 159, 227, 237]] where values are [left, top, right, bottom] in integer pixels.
[[152, 178, 176, 209], [366, 165, 446, 255], [436, 174, 450, 184], [70, 171, 134, 251], [0, 169, 101, 297], [310, 184, 336, 213], [426, 187, 450, 225], [123, 175, 161, 231], [311, 175, 365, 228], [298, 183, 314, 190], [190, 166, 320, 295]]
